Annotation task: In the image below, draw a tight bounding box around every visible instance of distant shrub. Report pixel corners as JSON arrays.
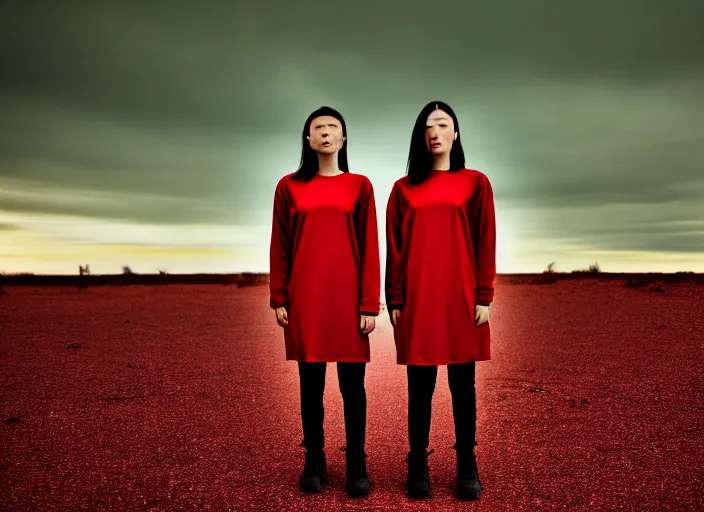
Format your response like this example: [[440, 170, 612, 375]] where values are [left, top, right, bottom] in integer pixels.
[[121, 265, 137, 285], [78, 264, 90, 291], [0, 271, 5, 294], [571, 262, 601, 274], [537, 262, 558, 284]]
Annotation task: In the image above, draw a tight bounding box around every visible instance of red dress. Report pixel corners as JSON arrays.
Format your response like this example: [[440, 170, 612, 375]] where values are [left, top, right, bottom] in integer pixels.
[[270, 171, 381, 362], [385, 169, 496, 365]]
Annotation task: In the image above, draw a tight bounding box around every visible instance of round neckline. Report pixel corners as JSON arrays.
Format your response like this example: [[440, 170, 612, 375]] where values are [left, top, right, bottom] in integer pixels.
[[315, 171, 347, 178]]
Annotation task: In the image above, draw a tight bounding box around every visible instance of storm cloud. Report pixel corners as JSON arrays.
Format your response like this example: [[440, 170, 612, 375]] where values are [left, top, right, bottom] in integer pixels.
[[1, 0, 703, 273]]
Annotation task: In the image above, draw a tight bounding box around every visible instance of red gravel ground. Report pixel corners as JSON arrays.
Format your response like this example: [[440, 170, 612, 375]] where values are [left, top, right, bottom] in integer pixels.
[[1, 279, 703, 511]]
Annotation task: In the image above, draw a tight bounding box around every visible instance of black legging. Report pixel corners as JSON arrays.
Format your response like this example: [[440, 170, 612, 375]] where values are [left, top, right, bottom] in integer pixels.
[[407, 362, 477, 452], [298, 361, 366, 450]]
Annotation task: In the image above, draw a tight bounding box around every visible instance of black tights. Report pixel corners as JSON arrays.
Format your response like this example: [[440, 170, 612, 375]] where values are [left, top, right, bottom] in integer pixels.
[[407, 362, 477, 452], [298, 361, 366, 450]]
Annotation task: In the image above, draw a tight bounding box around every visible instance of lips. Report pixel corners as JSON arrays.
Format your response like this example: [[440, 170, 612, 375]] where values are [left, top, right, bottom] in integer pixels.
[[432, 143, 441, 147]]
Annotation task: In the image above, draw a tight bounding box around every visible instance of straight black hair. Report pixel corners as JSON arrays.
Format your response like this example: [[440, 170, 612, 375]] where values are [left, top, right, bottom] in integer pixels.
[[406, 101, 465, 186], [292, 106, 349, 181]]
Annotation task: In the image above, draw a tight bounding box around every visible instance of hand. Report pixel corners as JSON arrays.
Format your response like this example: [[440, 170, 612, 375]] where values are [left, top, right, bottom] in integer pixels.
[[475, 305, 489, 326], [391, 309, 402, 327], [360, 315, 376, 334], [275, 307, 288, 327]]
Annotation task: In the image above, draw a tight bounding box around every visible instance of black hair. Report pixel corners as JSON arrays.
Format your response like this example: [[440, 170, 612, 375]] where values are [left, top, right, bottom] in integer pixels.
[[406, 101, 465, 186], [292, 106, 349, 181]]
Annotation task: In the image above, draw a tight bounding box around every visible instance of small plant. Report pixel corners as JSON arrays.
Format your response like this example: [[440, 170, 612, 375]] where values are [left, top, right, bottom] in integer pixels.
[[77, 264, 90, 291], [121, 265, 137, 285], [158, 269, 168, 275], [588, 262, 600, 273], [537, 262, 558, 284]]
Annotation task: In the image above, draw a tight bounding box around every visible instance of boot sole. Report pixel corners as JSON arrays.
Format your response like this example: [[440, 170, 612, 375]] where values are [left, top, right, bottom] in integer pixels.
[[456, 490, 481, 501], [300, 475, 328, 494], [456, 483, 482, 501], [407, 483, 431, 499]]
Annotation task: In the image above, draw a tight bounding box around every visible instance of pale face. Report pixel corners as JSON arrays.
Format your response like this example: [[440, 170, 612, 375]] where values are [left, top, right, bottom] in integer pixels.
[[425, 108, 457, 156], [307, 115, 346, 154]]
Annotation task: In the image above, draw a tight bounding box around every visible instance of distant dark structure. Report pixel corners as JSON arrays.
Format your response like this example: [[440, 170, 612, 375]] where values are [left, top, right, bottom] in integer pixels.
[[122, 266, 136, 286], [78, 264, 90, 291]]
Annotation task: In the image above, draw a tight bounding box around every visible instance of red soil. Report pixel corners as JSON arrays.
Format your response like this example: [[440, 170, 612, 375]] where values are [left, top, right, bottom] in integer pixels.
[[1, 280, 702, 511]]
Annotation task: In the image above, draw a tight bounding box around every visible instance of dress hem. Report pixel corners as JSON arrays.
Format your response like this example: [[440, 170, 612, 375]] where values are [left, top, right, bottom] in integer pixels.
[[287, 356, 371, 363], [397, 357, 490, 366]]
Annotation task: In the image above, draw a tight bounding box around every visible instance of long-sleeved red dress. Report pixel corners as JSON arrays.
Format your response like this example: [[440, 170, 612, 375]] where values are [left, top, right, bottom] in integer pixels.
[[385, 168, 496, 366], [270, 171, 381, 362]]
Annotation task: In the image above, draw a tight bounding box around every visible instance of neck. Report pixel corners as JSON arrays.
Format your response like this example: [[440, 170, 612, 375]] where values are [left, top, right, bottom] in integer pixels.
[[432, 153, 451, 170], [317, 152, 342, 175]]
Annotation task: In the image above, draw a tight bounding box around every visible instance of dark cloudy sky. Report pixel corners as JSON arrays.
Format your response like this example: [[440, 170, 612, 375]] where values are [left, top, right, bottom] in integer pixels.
[[1, 1, 703, 275]]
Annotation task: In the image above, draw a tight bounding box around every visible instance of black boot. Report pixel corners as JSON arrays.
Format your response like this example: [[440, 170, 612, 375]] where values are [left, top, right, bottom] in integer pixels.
[[343, 446, 370, 498], [299, 443, 327, 494], [455, 445, 482, 500], [406, 448, 434, 498]]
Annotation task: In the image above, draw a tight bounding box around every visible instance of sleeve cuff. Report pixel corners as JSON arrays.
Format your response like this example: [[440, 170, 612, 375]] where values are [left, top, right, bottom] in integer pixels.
[[270, 297, 286, 309]]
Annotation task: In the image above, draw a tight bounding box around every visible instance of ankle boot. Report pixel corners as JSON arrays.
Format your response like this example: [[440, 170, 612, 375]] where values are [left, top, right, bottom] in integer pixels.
[[342, 446, 370, 498], [299, 442, 327, 494], [406, 448, 434, 498], [455, 445, 482, 500]]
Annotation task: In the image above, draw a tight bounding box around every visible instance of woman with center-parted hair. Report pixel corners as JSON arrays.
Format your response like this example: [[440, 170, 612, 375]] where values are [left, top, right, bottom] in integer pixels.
[[385, 101, 497, 501], [269, 106, 381, 498]]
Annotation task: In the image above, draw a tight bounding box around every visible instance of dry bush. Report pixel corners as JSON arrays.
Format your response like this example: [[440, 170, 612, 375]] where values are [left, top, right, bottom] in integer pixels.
[[536, 261, 558, 284], [588, 262, 601, 273]]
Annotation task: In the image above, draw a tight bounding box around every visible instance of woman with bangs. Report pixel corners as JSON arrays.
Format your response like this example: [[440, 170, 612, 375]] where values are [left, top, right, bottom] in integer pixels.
[[270, 106, 381, 498]]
